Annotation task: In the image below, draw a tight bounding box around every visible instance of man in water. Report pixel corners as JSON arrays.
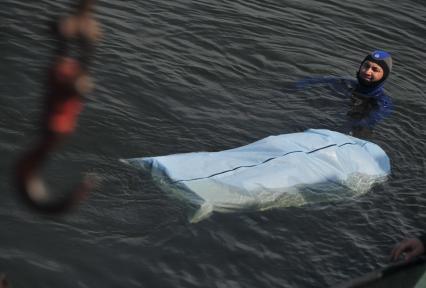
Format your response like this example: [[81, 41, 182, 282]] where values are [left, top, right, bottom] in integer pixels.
[[296, 50, 393, 138]]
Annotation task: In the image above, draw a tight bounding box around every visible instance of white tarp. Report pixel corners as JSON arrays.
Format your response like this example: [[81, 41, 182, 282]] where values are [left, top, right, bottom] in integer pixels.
[[123, 129, 390, 222]]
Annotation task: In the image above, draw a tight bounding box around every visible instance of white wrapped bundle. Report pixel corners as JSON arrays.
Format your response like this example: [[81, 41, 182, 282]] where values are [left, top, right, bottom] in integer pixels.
[[123, 129, 390, 222]]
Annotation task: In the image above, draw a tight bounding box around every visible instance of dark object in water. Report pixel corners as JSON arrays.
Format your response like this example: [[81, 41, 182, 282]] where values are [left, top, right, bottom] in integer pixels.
[[333, 256, 426, 288]]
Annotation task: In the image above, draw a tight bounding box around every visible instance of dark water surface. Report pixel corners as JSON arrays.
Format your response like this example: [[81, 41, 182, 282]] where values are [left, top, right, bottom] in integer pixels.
[[1, 0, 426, 287]]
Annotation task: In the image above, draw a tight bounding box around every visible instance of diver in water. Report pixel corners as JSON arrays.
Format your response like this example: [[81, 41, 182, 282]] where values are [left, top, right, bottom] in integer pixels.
[[296, 50, 393, 138]]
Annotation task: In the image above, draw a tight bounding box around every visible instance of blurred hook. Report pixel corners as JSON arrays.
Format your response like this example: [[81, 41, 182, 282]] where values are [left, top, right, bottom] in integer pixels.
[[14, 0, 101, 214], [15, 158, 94, 214]]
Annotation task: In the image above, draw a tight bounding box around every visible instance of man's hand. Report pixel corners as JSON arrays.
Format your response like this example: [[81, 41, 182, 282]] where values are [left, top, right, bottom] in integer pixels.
[[391, 238, 425, 262]]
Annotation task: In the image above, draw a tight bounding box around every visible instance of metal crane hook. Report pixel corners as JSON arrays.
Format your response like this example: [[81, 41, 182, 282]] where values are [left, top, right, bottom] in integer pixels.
[[15, 0, 101, 214]]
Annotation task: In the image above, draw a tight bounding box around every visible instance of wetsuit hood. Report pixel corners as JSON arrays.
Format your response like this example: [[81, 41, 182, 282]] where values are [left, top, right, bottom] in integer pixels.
[[356, 50, 392, 93]]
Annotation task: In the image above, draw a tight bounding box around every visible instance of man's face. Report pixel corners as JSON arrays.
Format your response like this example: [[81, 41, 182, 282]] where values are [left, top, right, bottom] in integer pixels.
[[359, 61, 384, 83]]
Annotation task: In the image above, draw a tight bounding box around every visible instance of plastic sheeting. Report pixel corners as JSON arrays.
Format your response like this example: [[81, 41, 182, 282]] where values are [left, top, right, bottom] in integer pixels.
[[123, 129, 390, 222]]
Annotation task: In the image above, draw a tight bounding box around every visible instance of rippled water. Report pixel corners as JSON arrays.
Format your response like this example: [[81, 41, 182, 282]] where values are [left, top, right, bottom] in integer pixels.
[[1, 0, 425, 287]]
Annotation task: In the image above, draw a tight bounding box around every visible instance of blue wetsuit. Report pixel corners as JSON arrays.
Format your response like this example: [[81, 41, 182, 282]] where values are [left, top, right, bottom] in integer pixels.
[[295, 76, 393, 131]]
